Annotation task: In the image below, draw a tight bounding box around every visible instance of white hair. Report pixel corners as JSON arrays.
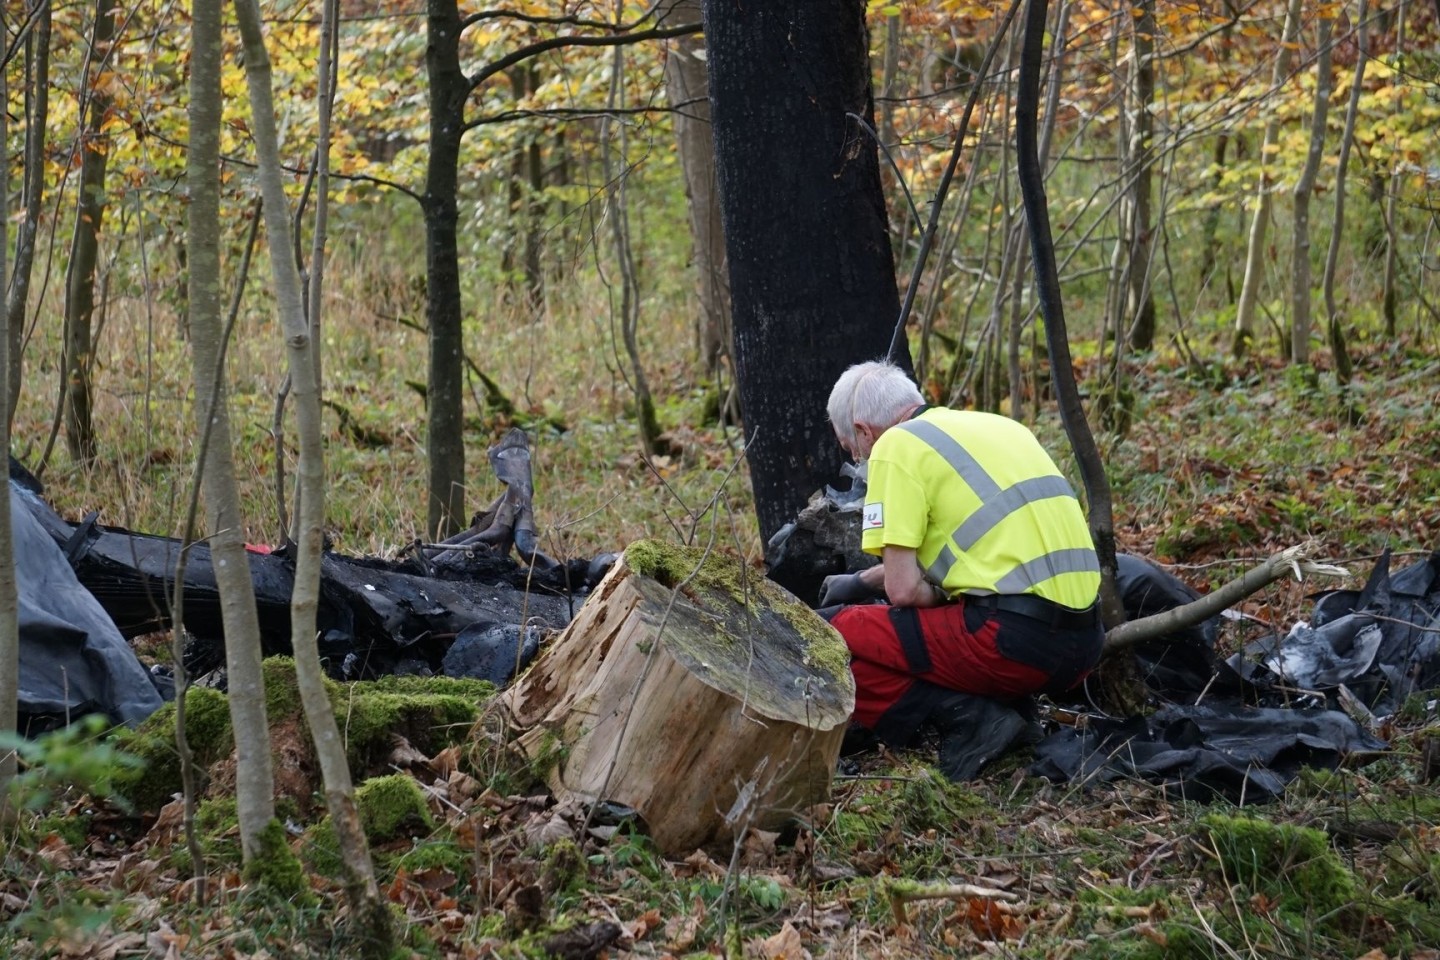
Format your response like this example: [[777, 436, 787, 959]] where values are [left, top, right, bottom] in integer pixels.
[[826, 360, 924, 448]]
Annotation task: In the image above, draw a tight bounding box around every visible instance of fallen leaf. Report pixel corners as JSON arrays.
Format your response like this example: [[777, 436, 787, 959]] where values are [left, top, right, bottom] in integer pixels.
[[749, 920, 807, 959], [626, 908, 663, 941]]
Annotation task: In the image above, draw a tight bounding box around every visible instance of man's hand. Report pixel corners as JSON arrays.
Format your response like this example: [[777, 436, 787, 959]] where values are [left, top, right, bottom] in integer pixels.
[[818, 573, 883, 608]]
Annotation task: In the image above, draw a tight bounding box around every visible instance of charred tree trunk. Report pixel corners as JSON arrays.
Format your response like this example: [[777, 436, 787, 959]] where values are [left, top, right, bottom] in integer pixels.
[[423, 0, 468, 539], [500, 541, 852, 855], [1015, 0, 1123, 626], [706, 0, 907, 544]]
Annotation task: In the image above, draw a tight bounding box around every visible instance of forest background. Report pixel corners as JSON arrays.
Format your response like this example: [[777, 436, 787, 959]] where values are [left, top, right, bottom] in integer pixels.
[[2, 0, 1440, 957]]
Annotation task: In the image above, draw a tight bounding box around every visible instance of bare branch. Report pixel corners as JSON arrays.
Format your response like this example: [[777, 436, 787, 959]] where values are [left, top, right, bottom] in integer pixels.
[[464, 98, 706, 129], [465, 21, 701, 96], [1103, 541, 1350, 653]]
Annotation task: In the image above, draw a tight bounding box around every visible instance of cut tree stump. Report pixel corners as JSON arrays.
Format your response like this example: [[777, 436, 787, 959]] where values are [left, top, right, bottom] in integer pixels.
[[499, 539, 854, 854]]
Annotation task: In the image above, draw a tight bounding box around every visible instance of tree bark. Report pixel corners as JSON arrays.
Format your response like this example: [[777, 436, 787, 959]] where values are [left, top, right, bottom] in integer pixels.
[[662, 0, 733, 379], [187, 0, 276, 862], [500, 541, 852, 855], [5, 0, 50, 428], [62, 0, 116, 465], [706, 0, 907, 544], [1290, 15, 1335, 366], [0, 16, 17, 819], [1015, 0, 1123, 625], [1125, 0, 1156, 352], [1324, 0, 1369, 386], [1232, 0, 1305, 357], [234, 1, 391, 945], [423, 0, 468, 539]]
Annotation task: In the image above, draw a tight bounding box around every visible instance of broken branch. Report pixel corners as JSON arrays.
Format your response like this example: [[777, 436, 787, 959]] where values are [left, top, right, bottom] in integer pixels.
[[1103, 540, 1349, 653], [886, 880, 1020, 926]]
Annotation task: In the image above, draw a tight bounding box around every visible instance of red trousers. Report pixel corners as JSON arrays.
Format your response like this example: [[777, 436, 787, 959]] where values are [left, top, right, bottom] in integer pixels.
[[831, 600, 1102, 729]]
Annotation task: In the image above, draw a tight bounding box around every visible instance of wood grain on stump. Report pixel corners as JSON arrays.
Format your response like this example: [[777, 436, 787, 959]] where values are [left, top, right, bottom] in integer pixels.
[[500, 540, 854, 854]]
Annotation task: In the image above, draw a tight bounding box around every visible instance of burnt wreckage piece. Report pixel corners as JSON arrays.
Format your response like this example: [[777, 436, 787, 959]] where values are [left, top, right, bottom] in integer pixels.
[[9, 441, 613, 686]]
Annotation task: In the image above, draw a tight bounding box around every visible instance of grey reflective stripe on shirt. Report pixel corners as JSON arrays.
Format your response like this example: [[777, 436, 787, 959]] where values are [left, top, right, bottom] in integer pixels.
[[951, 475, 1076, 548], [993, 548, 1101, 593], [896, 418, 1086, 590], [898, 420, 1001, 500]]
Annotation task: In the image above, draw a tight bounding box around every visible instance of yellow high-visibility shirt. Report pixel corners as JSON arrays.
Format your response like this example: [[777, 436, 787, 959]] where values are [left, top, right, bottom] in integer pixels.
[[860, 407, 1099, 610]]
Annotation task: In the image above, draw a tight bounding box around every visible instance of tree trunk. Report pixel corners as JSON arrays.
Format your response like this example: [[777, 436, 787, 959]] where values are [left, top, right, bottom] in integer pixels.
[[1197, 132, 1229, 294], [1324, 0, 1368, 386], [663, 0, 732, 379], [6, 0, 50, 428], [500, 541, 852, 856], [1016, 0, 1123, 625], [1126, 0, 1156, 352], [1232, 0, 1304, 357], [706, 0, 907, 544], [1290, 15, 1334, 366], [423, 0, 467, 539], [233, 0, 392, 948], [187, 0, 277, 862], [62, 0, 116, 465], [0, 21, 17, 819]]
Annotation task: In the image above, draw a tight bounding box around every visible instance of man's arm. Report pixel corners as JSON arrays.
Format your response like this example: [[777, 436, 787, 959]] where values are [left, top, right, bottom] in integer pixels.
[[879, 546, 943, 607]]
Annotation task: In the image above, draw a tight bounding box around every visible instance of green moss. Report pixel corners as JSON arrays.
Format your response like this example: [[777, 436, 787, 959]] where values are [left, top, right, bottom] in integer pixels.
[[242, 818, 313, 903], [256, 657, 306, 721], [334, 690, 480, 771], [540, 838, 586, 894], [623, 538, 851, 685], [33, 812, 91, 849], [896, 773, 985, 834], [112, 686, 234, 811], [1076, 885, 1170, 908], [356, 774, 433, 844], [359, 674, 497, 700], [333, 678, 491, 773], [1198, 813, 1356, 917], [300, 818, 343, 876], [393, 836, 471, 879], [194, 797, 243, 867]]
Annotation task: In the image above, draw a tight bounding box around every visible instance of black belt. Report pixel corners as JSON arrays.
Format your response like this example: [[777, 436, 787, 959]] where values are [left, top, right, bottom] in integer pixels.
[[969, 592, 1100, 631]]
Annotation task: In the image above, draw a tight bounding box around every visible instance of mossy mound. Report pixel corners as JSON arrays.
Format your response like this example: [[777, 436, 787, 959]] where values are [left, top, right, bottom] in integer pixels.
[[392, 833, 472, 880], [356, 774, 434, 845], [333, 675, 496, 774], [111, 659, 495, 814], [113, 686, 235, 811], [300, 774, 434, 879], [242, 818, 312, 902], [1197, 813, 1356, 916]]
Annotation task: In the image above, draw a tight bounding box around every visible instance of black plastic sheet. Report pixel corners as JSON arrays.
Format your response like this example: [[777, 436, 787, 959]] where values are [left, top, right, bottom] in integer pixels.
[[11, 480, 166, 729], [1031, 703, 1388, 803], [1230, 549, 1440, 713]]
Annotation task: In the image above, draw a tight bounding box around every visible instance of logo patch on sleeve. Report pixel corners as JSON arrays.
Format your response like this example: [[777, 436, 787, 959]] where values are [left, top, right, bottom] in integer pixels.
[[863, 503, 884, 529]]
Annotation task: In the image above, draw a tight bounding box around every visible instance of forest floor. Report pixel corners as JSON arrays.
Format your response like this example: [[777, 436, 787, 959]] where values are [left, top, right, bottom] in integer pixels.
[[4, 341, 1440, 959]]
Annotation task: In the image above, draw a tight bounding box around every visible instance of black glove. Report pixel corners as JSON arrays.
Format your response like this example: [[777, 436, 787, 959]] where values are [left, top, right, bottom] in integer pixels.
[[818, 572, 882, 608]]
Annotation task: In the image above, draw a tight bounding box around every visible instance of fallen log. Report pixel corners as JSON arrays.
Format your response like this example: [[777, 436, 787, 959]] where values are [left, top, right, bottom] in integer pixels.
[[500, 540, 853, 855]]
